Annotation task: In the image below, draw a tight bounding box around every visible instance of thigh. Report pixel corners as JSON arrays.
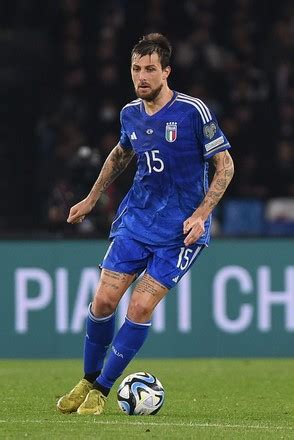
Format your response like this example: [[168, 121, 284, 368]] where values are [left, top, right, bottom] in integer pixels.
[[92, 268, 136, 316], [127, 273, 169, 322], [93, 237, 151, 316]]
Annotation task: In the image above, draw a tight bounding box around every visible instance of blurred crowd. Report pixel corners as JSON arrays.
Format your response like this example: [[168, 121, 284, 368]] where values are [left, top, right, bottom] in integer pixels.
[[1, 0, 294, 236]]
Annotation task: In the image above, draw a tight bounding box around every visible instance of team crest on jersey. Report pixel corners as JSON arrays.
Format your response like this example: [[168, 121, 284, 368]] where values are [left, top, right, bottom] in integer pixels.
[[203, 122, 217, 139], [165, 122, 177, 142]]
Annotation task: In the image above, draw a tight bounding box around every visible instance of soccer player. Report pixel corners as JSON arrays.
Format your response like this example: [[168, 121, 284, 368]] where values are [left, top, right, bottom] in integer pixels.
[[57, 33, 234, 415]]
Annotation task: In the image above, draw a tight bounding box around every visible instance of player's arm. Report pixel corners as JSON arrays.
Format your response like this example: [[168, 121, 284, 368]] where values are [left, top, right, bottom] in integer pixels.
[[183, 150, 234, 245], [67, 143, 135, 224]]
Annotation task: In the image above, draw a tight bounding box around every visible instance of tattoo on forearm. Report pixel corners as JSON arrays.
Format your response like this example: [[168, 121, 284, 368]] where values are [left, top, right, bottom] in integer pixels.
[[215, 176, 226, 191]]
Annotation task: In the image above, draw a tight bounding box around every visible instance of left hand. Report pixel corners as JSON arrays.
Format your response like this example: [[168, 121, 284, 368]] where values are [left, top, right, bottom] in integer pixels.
[[183, 215, 205, 246]]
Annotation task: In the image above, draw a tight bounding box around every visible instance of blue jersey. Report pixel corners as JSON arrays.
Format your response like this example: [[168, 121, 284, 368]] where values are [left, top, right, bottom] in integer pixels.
[[109, 91, 231, 246]]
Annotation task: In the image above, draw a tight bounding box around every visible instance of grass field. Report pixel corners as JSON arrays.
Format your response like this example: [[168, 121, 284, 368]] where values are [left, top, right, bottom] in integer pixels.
[[0, 359, 293, 439]]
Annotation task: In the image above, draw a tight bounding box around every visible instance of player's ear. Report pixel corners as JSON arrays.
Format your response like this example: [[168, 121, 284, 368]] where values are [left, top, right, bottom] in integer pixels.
[[162, 66, 171, 80]]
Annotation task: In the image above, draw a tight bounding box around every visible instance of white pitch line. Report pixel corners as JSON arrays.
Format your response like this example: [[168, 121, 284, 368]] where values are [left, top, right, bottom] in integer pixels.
[[0, 420, 293, 431]]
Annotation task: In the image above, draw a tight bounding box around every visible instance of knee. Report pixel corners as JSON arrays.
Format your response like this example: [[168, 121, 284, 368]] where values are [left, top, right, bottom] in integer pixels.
[[127, 301, 152, 323], [92, 294, 117, 317]]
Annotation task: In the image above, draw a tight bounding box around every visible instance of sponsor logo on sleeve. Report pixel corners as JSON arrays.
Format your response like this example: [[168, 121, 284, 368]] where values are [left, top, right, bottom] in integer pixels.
[[203, 122, 217, 139], [204, 135, 224, 152]]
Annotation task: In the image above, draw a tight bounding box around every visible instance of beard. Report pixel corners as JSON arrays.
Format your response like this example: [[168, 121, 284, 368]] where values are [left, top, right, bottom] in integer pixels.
[[135, 83, 163, 102]]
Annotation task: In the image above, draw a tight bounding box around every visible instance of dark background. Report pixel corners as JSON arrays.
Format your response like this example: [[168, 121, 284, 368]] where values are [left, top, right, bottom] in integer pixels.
[[0, 0, 293, 237]]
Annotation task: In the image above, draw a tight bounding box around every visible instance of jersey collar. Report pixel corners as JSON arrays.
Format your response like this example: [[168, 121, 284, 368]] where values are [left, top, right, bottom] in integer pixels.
[[140, 91, 178, 118]]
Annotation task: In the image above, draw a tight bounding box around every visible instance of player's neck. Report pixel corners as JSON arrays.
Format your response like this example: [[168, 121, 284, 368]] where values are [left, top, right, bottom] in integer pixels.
[[143, 87, 173, 116]]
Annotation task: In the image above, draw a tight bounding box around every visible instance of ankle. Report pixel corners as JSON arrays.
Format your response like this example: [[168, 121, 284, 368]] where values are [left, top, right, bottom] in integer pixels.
[[93, 381, 110, 397], [84, 370, 101, 384]]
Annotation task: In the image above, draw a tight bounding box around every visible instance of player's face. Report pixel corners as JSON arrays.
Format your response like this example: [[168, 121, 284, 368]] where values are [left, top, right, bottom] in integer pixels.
[[131, 53, 170, 102]]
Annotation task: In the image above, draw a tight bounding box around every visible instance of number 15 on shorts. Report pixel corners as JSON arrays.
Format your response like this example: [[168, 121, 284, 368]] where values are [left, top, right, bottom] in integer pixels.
[[177, 246, 203, 271]]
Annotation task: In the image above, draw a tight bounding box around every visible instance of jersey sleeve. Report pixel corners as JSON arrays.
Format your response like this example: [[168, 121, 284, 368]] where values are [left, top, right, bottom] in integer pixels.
[[119, 109, 132, 149], [193, 104, 231, 160]]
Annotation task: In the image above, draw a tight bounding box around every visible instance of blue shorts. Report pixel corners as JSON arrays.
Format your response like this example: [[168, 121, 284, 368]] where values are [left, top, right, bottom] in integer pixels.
[[101, 236, 205, 289]]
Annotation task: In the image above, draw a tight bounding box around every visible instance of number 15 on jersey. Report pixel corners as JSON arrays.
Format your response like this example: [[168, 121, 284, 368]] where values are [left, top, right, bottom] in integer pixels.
[[144, 150, 164, 173]]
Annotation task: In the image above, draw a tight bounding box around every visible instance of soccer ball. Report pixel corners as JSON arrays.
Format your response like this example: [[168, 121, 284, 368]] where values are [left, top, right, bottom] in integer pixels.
[[117, 372, 165, 415]]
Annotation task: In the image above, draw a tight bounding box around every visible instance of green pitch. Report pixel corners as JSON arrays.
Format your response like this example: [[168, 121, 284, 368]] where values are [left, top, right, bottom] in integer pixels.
[[0, 359, 293, 439]]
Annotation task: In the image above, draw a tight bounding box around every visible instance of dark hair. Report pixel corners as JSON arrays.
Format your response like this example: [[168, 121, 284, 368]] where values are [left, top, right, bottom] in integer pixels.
[[131, 33, 172, 69]]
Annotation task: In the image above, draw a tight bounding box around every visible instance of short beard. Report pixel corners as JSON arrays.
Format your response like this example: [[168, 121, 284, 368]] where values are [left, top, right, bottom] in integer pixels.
[[135, 84, 163, 102]]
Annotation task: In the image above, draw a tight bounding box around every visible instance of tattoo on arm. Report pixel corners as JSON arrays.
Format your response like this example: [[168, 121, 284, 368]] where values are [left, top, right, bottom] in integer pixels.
[[198, 150, 234, 213], [89, 144, 134, 199]]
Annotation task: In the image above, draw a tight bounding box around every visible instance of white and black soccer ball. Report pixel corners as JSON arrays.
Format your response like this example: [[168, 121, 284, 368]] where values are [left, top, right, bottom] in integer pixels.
[[117, 372, 165, 415]]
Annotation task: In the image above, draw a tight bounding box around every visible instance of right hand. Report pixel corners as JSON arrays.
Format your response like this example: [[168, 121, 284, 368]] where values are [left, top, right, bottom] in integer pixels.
[[67, 197, 95, 224]]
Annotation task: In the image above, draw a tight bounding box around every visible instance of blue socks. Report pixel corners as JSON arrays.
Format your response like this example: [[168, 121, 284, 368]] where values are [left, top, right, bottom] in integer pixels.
[[83, 304, 151, 394], [95, 317, 151, 392], [83, 304, 115, 380]]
